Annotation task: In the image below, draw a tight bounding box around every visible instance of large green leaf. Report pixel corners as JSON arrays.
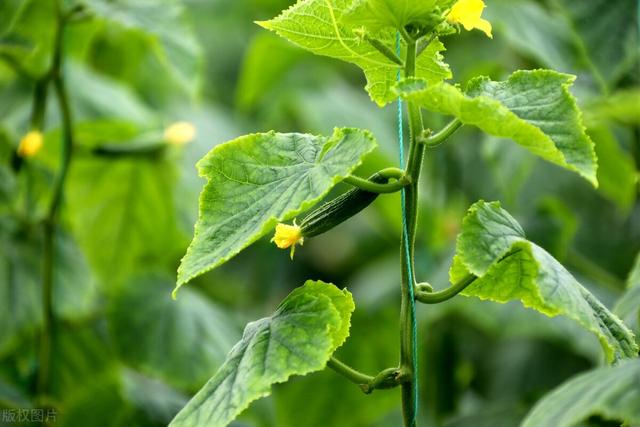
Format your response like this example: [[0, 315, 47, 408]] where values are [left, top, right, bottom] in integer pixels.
[[86, 0, 203, 95], [396, 70, 598, 185], [344, 0, 455, 31], [109, 274, 238, 390], [522, 358, 640, 427], [176, 127, 376, 289], [169, 280, 354, 427], [257, 0, 451, 106], [450, 201, 637, 362], [67, 154, 181, 286]]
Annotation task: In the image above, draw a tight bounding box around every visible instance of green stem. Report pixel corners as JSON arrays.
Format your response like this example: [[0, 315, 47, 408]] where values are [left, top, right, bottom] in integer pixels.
[[416, 34, 436, 57], [400, 35, 423, 427], [364, 35, 404, 66], [30, 79, 49, 131], [89, 141, 166, 158], [419, 119, 463, 148], [399, 26, 414, 45], [415, 250, 524, 305], [327, 357, 374, 387], [343, 173, 410, 194], [414, 274, 477, 304], [327, 357, 404, 394], [49, 78, 73, 218], [38, 4, 72, 400]]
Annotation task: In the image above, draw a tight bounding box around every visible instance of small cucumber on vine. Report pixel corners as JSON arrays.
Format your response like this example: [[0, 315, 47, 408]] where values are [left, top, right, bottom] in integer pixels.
[[300, 173, 389, 238]]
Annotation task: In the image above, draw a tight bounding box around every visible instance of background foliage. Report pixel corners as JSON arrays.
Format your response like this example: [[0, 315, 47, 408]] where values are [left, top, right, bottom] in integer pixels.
[[0, 0, 638, 426]]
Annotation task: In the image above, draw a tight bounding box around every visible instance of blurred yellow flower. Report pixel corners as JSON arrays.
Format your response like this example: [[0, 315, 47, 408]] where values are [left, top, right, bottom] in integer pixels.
[[17, 131, 44, 158], [447, 0, 493, 38], [164, 121, 196, 145], [271, 221, 304, 259]]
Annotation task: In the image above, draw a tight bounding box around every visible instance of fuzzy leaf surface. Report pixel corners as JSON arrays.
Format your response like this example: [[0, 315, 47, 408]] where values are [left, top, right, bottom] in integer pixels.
[[169, 280, 354, 427], [522, 359, 640, 427], [396, 70, 598, 185], [177, 128, 376, 289], [451, 201, 637, 362], [344, 0, 455, 31], [258, 0, 451, 106]]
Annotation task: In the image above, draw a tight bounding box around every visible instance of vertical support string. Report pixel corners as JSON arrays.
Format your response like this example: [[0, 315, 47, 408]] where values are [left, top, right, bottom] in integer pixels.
[[396, 31, 419, 426]]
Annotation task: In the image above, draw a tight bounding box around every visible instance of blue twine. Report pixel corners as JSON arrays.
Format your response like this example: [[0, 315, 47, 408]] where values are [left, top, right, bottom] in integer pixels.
[[396, 32, 419, 426]]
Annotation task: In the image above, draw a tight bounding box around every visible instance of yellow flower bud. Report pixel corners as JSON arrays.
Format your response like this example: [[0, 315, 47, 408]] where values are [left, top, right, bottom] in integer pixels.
[[164, 121, 196, 145], [447, 0, 493, 39], [271, 221, 304, 259], [17, 131, 44, 158]]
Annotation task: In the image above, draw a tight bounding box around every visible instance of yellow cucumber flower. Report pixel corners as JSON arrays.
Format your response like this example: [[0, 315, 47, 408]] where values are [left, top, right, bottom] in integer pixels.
[[447, 0, 493, 39], [17, 131, 44, 158], [271, 220, 304, 259], [164, 121, 196, 145]]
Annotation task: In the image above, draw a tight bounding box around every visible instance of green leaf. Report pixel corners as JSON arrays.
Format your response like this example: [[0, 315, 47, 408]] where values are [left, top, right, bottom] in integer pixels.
[[614, 252, 640, 337], [585, 89, 640, 126], [257, 0, 451, 106], [396, 70, 598, 185], [235, 33, 304, 112], [50, 322, 118, 399], [86, 0, 203, 95], [0, 227, 99, 356], [169, 280, 355, 427], [555, 0, 639, 87], [0, 0, 56, 77], [344, 0, 454, 31], [66, 61, 155, 125], [67, 153, 181, 285], [485, 0, 578, 74], [109, 274, 238, 390], [176, 127, 376, 289], [451, 200, 638, 362], [122, 370, 188, 425], [522, 358, 640, 427], [588, 125, 637, 212]]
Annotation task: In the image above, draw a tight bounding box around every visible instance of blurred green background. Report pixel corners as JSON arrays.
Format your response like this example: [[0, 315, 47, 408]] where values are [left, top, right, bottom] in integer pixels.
[[0, 0, 638, 426]]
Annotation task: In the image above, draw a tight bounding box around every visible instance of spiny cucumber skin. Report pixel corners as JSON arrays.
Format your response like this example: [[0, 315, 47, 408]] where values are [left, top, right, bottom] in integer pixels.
[[300, 174, 387, 238]]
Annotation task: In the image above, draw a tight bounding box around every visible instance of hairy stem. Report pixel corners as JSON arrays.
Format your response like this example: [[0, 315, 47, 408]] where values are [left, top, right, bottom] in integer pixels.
[[419, 119, 463, 148], [38, 4, 73, 399], [364, 35, 404, 66], [327, 357, 404, 394], [343, 173, 410, 193], [400, 35, 423, 427], [327, 357, 374, 388], [415, 274, 477, 304], [416, 250, 525, 305]]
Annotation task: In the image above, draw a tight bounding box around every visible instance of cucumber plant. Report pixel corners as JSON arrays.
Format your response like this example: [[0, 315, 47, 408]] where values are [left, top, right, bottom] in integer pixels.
[[171, 1, 639, 426]]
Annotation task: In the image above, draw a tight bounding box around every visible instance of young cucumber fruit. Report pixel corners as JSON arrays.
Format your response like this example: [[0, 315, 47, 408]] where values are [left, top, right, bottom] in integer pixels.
[[300, 173, 389, 238]]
